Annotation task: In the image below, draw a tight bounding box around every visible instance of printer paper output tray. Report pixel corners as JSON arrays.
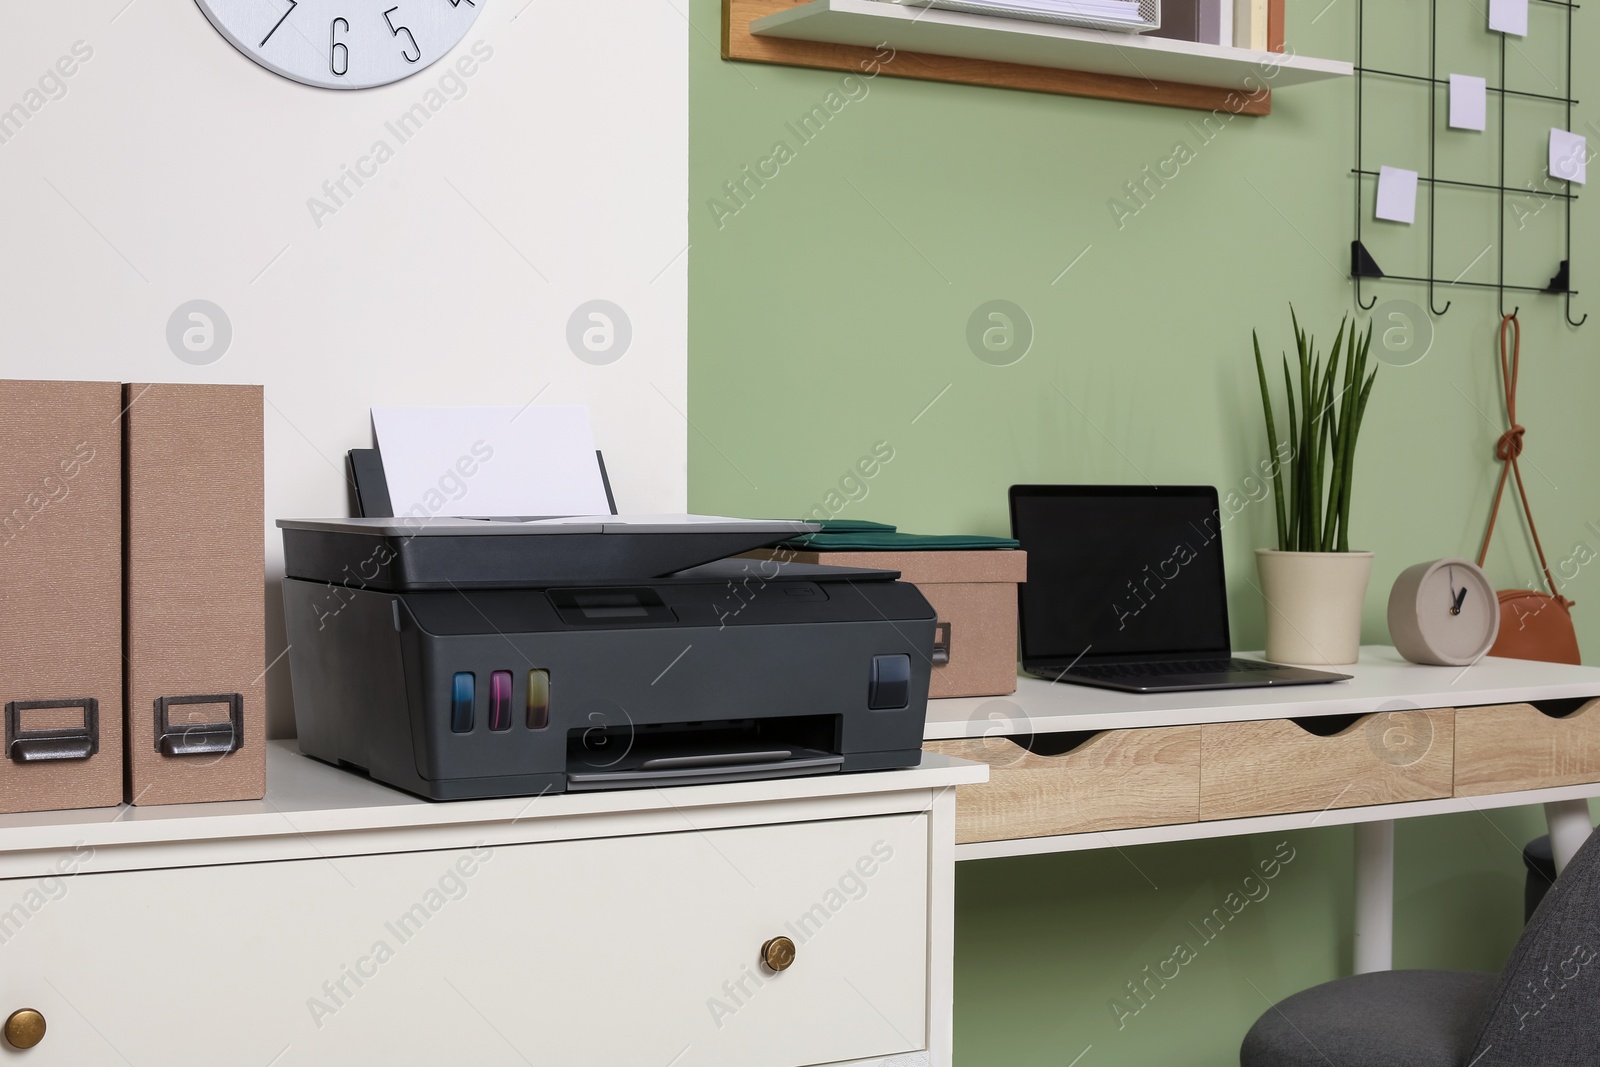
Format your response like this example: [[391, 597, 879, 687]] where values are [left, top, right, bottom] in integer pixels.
[[566, 742, 843, 791]]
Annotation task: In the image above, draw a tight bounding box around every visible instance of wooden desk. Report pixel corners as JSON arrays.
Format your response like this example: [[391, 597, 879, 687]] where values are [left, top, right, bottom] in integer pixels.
[[924, 646, 1600, 973]]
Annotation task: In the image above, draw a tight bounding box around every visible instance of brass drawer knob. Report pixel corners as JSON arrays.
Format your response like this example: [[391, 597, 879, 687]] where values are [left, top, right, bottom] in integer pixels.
[[761, 936, 797, 972], [4, 1008, 44, 1049]]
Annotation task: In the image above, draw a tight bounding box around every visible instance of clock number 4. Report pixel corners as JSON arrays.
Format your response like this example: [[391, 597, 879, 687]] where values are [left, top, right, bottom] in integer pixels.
[[330, 17, 350, 76], [384, 7, 422, 63]]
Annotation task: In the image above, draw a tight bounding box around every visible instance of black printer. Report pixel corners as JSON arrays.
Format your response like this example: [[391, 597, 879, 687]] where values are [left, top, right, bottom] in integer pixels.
[[278, 515, 937, 800]]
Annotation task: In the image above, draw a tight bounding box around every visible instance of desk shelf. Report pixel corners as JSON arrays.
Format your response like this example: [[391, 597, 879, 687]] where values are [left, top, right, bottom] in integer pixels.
[[727, 0, 1352, 114]]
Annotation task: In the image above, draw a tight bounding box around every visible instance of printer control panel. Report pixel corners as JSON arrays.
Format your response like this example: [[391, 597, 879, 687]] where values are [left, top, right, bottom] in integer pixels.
[[548, 588, 677, 627]]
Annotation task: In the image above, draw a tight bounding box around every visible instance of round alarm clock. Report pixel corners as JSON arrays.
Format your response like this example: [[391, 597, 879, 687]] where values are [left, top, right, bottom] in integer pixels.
[[195, 0, 485, 90], [1387, 558, 1500, 666]]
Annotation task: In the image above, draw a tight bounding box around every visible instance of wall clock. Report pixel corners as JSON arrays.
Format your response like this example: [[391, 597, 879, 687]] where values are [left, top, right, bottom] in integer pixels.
[[195, 0, 485, 89], [1387, 558, 1500, 667]]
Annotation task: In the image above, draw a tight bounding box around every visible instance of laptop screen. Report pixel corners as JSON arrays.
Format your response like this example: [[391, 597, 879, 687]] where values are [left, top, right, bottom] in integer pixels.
[[1010, 485, 1232, 663]]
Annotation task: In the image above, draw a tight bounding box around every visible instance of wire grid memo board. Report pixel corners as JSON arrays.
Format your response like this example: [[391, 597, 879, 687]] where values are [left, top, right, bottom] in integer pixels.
[[1350, 0, 1586, 327]]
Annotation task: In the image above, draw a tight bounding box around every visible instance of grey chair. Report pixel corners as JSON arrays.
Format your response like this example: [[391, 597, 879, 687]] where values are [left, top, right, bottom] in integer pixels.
[[1241, 824, 1600, 1067]]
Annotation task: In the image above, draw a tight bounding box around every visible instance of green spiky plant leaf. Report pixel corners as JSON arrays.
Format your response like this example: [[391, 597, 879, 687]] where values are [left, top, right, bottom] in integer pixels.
[[1252, 309, 1377, 553]]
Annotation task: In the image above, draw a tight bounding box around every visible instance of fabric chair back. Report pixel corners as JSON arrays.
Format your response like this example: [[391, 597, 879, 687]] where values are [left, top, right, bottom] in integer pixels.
[[1468, 826, 1600, 1064]]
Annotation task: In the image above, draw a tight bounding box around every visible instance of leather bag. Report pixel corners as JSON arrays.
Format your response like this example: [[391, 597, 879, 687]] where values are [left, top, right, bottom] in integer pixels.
[[1477, 313, 1580, 665]]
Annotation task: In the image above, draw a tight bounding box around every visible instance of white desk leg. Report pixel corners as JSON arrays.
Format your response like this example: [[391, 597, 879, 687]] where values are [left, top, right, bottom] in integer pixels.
[[1545, 799, 1594, 873], [1353, 820, 1395, 974]]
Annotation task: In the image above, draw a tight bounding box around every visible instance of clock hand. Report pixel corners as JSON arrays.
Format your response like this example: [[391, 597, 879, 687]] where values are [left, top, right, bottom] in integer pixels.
[[260, 0, 297, 48], [1452, 586, 1468, 615]]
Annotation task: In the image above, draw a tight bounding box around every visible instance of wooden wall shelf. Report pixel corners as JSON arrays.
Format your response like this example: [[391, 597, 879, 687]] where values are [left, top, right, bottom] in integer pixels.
[[723, 0, 1352, 115]]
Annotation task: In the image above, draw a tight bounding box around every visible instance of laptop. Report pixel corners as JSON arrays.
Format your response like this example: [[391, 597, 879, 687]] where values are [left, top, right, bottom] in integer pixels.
[[1009, 485, 1351, 693]]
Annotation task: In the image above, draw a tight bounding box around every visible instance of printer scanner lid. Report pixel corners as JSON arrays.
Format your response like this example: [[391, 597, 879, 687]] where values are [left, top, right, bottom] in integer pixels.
[[276, 515, 827, 590], [276, 515, 816, 537]]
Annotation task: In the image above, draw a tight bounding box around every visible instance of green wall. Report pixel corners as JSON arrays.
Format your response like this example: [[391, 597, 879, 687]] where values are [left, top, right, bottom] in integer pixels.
[[688, 2, 1597, 1062]]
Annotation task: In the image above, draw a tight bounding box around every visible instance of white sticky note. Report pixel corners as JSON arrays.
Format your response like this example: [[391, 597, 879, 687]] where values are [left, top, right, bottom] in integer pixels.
[[372, 405, 613, 519], [1489, 0, 1528, 36], [1375, 166, 1419, 224], [1551, 128, 1588, 184], [1449, 74, 1488, 131]]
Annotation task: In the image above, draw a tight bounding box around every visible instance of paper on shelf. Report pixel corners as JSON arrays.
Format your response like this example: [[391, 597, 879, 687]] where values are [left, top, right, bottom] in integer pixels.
[[1375, 166, 1419, 225], [1489, 0, 1528, 36], [372, 405, 612, 520], [1449, 74, 1487, 132], [1200, 0, 1233, 47], [1550, 128, 1588, 184], [1233, 0, 1267, 50]]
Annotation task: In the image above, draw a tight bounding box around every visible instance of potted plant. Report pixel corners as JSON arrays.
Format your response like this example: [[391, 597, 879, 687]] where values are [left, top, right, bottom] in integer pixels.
[[1251, 309, 1378, 665]]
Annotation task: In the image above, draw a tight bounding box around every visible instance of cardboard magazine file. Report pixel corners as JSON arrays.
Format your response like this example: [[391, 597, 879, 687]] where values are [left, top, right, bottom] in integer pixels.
[[751, 549, 1027, 698], [124, 383, 265, 805], [0, 380, 124, 813]]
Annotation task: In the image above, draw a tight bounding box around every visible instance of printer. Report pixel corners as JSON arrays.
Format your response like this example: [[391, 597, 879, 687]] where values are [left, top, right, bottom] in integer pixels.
[[278, 514, 938, 800]]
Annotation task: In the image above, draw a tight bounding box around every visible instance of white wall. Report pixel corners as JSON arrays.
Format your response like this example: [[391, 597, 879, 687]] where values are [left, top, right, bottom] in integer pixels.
[[2, 1, 689, 736]]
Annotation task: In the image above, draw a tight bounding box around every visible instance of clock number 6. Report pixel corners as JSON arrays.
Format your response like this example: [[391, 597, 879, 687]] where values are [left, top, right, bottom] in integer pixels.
[[330, 17, 350, 76], [384, 7, 422, 63]]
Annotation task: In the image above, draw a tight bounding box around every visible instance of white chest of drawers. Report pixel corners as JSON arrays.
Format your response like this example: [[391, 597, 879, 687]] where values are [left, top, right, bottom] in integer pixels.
[[0, 743, 982, 1066]]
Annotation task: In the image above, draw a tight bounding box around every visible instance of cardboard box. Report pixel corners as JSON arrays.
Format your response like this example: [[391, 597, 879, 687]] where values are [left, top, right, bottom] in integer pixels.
[[0, 380, 124, 813], [750, 549, 1026, 698], [124, 384, 265, 804]]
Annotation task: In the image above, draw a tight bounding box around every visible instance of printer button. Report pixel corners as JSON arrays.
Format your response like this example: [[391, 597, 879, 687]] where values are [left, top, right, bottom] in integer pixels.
[[869, 654, 911, 711]]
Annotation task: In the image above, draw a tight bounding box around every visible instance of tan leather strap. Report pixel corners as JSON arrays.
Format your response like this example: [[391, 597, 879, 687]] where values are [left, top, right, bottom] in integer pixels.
[[1478, 313, 1573, 606]]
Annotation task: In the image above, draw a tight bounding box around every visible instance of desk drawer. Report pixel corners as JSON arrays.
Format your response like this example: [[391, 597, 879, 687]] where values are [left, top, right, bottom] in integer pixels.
[[0, 813, 929, 1067], [924, 727, 1201, 842], [1455, 700, 1600, 796], [1200, 709, 1454, 821]]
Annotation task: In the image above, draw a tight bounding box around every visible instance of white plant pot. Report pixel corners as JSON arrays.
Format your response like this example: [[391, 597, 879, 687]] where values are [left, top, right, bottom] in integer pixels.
[[1255, 549, 1374, 666]]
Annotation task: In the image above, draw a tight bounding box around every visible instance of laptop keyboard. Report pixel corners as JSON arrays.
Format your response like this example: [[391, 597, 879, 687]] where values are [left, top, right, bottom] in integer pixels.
[[1065, 658, 1275, 679]]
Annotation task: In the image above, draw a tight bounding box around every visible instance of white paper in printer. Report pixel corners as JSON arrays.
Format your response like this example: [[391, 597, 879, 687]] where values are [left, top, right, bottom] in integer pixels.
[[372, 405, 612, 519]]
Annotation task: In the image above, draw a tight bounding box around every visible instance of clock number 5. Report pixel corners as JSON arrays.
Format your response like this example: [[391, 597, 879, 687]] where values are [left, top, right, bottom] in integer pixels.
[[330, 17, 350, 76], [384, 7, 422, 63]]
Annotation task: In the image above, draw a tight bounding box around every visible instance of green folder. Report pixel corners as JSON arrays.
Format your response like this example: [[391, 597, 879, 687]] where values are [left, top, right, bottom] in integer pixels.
[[785, 519, 1018, 551]]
